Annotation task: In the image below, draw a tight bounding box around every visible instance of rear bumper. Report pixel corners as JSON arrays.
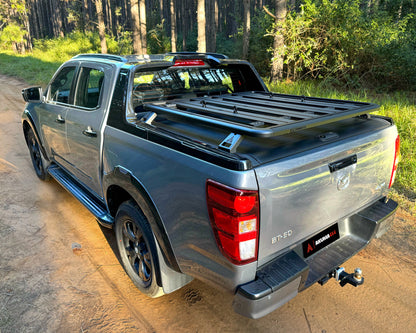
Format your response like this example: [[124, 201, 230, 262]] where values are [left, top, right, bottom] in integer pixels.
[[232, 197, 398, 319]]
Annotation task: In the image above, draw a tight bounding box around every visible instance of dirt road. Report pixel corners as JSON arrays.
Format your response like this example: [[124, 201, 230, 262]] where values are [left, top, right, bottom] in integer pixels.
[[1, 74, 415, 332]]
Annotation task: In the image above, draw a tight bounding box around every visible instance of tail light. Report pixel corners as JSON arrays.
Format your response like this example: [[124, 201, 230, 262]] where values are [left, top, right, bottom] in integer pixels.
[[206, 180, 259, 265], [388, 135, 400, 188]]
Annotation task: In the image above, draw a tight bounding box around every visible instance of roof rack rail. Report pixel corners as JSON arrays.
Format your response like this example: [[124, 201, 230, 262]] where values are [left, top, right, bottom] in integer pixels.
[[145, 91, 379, 139], [72, 54, 128, 62]]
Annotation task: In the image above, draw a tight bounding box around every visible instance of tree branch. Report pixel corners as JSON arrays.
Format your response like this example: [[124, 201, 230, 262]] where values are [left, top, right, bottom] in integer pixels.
[[263, 6, 276, 19]]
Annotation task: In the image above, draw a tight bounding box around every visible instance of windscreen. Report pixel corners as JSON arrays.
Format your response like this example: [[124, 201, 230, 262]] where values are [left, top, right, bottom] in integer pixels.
[[131, 66, 249, 112]]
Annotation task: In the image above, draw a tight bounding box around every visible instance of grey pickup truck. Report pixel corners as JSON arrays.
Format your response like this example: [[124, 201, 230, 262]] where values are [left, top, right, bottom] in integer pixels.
[[22, 52, 399, 319]]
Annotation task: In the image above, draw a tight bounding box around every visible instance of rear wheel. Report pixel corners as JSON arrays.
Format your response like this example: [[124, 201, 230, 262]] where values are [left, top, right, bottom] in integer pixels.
[[115, 200, 164, 297], [26, 128, 50, 181]]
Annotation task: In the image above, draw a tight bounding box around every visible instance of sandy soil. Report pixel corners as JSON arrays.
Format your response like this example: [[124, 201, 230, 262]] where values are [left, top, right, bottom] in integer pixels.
[[0, 74, 415, 332]]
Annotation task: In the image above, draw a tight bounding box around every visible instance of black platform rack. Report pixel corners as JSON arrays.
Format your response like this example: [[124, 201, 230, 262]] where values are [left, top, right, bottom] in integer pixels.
[[144, 91, 379, 152]]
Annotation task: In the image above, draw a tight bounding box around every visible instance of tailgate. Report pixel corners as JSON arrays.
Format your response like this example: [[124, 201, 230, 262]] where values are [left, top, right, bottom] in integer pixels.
[[255, 122, 398, 265]]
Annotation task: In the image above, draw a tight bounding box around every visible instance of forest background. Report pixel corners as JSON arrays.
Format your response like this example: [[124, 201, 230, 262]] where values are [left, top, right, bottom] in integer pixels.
[[0, 0, 415, 210]]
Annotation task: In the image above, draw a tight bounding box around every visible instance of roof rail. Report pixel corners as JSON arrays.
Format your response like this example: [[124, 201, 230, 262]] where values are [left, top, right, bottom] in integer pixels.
[[72, 54, 128, 62]]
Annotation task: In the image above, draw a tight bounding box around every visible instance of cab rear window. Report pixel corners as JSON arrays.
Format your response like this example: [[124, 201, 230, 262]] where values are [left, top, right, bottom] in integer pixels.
[[131, 66, 246, 112]]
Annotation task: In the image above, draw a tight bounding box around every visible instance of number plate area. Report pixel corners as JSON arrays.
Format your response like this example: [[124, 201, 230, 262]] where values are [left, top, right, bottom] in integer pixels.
[[302, 224, 340, 258]]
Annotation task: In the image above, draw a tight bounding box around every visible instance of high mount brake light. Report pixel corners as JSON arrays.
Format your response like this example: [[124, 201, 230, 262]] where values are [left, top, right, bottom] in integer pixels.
[[173, 59, 206, 67], [206, 180, 259, 265], [388, 135, 400, 188]]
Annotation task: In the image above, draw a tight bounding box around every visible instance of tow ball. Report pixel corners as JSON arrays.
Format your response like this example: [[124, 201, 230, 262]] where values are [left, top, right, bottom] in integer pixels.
[[319, 267, 364, 287]]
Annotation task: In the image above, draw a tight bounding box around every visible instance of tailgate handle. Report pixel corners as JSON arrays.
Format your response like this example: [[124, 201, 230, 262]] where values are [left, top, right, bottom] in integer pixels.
[[328, 154, 357, 173]]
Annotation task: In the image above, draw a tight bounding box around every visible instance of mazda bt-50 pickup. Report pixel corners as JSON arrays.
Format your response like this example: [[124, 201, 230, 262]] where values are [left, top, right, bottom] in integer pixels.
[[22, 53, 399, 318]]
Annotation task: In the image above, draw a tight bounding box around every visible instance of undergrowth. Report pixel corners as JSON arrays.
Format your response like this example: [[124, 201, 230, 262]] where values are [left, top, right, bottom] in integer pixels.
[[0, 31, 129, 86]]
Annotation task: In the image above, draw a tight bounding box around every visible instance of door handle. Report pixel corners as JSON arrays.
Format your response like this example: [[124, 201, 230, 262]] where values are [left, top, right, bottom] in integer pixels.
[[55, 114, 65, 123], [82, 126, 97, 137]]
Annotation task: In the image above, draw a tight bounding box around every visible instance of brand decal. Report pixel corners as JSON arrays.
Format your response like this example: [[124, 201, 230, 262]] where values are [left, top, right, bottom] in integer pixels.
[[272, 230, 293, 244], [302, 224, 340, 258]]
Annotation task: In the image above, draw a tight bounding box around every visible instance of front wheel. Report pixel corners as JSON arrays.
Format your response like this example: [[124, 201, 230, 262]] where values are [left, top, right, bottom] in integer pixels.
[[26, 127, 50, 181], [115, 200, 164, 298]]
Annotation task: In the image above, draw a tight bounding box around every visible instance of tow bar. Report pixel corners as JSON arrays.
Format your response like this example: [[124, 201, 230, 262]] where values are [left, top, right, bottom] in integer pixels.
[[319, 267, 364, 287]]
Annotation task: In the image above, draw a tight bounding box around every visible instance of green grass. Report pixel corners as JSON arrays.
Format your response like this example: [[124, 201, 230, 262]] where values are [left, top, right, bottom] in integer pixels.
[[0, 31, 110, 86], [0, 52, 61, 86], [269, 80, 416, 205]]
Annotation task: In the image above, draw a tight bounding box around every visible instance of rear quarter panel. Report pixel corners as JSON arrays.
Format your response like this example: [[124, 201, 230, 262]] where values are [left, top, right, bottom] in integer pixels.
[[102, 126, 259, 291]]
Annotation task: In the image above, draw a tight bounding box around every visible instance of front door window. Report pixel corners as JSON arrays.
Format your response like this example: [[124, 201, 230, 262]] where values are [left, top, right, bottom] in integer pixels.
[[47, 66, 76, 104]]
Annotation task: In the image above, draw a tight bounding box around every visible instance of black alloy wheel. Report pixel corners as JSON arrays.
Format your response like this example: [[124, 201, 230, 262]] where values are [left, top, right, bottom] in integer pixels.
[[121, 219, 152, 287], [26, 128, 49, 181], [115, 200, 164, 297]]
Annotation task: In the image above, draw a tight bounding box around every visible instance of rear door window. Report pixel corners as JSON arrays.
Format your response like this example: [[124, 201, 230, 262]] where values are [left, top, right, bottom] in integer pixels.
[[74, 67, 105, 109]]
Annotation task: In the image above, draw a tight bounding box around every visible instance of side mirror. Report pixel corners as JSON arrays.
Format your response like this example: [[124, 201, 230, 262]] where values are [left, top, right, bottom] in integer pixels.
[[22, 87, 43, 103]]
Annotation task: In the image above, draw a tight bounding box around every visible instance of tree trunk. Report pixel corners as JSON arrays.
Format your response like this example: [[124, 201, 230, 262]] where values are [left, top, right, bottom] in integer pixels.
[[217, 0, 223, 33], [197, 0, 206, 52], [189, 0, 194, 33], [170, 0, 176, 52], [121, 0, 130, 31], [35, 0, 45, 38], [45, 0, 54, 37], [206, 0, 216, 52], [242, 0, 250, 59], [214, 0, 218, 31], [82, 0, 90, 31], [180, 0, 187, 50], [131, 0, 142, 53], [88, 0, 94, 29], [106, 0, 113, 34], [55, 0, 64, 37], [160, 0, 164, 21], [28, 0, 40, 39], [225, 0, 237, 37], [95, 0, 108, 53], [270, 0, 287, 82], [139, 0, 147, 54]]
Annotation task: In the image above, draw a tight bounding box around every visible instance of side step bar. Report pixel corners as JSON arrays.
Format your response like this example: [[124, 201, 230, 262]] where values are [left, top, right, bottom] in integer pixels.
[[48, 164, 114, 228]]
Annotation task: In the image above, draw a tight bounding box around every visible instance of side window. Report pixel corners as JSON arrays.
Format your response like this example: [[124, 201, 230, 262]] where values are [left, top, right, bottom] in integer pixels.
[[75, 67, 105, 109], [48, 66, 76, 104]]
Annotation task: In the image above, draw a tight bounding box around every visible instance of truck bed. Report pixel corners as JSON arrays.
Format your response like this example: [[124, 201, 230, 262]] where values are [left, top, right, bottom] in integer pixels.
[[135, 91, 390, 168]]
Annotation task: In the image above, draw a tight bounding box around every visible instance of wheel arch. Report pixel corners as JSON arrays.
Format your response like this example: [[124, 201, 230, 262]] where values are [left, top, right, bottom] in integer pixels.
[[103, 167, 181, 274], [22, 111, 49, 162]]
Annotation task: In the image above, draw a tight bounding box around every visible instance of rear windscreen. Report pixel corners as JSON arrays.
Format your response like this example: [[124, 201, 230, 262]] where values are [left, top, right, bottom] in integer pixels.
[[131, 66, 250, 112]]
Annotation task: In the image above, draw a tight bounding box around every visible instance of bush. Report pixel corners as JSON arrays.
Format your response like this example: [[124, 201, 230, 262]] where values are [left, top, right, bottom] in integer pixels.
[[33, 31, 100, 62], [148, 20, 171, 54], [0, 24, 26, 52], [275, 0, 416, 90]]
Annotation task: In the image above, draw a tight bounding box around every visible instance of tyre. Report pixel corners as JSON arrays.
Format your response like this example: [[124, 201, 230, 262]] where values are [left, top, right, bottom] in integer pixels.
[[115, 200, 164, 298], [26, 127, 50, 181]]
